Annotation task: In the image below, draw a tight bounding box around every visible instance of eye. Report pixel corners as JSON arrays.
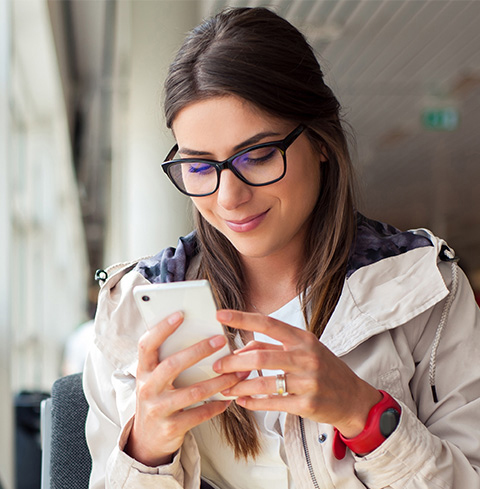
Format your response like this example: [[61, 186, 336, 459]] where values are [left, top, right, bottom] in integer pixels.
[[235, 146, 278, 166], [186, 162, 215, 174]]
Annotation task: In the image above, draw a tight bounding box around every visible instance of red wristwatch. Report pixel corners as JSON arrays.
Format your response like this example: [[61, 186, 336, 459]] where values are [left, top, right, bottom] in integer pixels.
[[333, 390, 401, 460]]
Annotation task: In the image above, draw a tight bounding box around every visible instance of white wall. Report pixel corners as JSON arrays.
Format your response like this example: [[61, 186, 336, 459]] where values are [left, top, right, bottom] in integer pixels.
[[0, 1, 89, 485], [106, 1, 198, 265], [9, 0, 89, 392], [0, 0, 13, 485]]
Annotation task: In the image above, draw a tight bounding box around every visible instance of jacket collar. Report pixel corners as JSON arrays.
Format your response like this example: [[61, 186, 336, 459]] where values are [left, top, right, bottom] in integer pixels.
[[323, 229, 450, 356], [346, 213, 434, 277]]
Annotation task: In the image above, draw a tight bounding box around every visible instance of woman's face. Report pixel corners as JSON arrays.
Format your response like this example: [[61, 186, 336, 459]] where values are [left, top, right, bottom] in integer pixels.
[[171, 96, 324, 261]]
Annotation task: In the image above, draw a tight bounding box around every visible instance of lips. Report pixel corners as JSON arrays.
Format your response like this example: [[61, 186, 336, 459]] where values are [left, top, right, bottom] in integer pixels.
[[224, 210, 269, 233]]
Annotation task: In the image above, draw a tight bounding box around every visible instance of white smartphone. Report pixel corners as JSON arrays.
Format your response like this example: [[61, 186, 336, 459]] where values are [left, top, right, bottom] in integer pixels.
[[133, 280, 233, 401]]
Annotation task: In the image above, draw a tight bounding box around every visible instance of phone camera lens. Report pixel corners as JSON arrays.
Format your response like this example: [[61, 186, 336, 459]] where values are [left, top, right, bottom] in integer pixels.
[[141, 295, 150, 302]]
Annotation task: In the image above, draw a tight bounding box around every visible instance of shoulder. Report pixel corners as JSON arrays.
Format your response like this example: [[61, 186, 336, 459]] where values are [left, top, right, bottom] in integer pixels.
[[347, 214, 458, 295], [93, 260, 151, 370], [347, 213, 437, 278], [345, 214, 457, 312], [93, 232, 199, 370], [324, 214, 460, 355], [135, 231, 199, 284]]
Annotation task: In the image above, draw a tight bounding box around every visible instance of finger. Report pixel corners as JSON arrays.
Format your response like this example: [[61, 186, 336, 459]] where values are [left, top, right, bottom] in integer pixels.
[[222, 373, 299, 398], [214, 348, 301, 374], [217, 310, 307, 346], [233, 340, 283, 354], [138, 312, 184, 373], [222, 375, 276, 397], [150, 334, 230, 391], [235, 394, 300, 413], [160, 371, 249, 414], [173, 399, 232, 433]]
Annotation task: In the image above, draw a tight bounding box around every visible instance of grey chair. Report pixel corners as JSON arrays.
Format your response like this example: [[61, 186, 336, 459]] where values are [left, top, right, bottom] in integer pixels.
[[41, 373, 92, 489], [41, 373, 217, 489]]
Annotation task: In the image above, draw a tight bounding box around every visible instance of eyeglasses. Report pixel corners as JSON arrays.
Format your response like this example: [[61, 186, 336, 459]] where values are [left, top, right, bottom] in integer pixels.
[[162, 125, 305, 197]]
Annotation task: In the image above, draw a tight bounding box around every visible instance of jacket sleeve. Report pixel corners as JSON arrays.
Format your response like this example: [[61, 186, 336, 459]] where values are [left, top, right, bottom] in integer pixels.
[[83, 343, 203, 489], [354, 262, 480, 488]]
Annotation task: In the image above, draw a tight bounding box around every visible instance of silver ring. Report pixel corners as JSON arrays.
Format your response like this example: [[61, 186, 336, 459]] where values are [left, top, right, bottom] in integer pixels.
[[275, 373, 287, 396]]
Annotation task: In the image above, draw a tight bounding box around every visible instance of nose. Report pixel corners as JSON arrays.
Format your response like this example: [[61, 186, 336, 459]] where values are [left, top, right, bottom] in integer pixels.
[[216, 169, 252, 210]]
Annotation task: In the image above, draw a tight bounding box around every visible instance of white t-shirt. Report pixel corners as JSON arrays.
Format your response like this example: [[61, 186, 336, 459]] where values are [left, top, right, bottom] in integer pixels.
[[191, 297, 306, 489]]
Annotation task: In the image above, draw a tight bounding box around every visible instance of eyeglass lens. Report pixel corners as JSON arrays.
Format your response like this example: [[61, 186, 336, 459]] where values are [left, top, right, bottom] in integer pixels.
[[167, 145, 284, 196]]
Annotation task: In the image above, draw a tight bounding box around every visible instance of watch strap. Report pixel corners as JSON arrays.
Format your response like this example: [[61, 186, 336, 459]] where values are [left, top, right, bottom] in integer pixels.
[[332, 390, 401, 459]]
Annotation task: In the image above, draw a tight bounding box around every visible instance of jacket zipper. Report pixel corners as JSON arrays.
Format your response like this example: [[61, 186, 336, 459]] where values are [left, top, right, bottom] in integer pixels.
[[201, 476, 222, 489], [299, 416, 320, 489]]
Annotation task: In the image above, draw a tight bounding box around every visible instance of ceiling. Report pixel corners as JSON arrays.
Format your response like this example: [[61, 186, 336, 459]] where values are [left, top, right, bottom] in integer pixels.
[[50, 0, 480, 280], [202, 0, 480, 272]]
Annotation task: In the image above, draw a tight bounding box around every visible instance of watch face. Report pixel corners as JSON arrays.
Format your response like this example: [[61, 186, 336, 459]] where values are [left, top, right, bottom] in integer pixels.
[[379, 408, 400, 438]]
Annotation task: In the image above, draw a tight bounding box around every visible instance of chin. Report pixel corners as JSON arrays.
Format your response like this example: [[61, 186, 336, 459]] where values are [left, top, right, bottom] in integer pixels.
[[225, 235, 278, 260], [205, 219, 280, 259]]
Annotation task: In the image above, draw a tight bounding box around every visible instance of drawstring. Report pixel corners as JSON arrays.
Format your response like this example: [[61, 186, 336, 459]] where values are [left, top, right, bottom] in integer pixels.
[[429, 260, 459, 402]]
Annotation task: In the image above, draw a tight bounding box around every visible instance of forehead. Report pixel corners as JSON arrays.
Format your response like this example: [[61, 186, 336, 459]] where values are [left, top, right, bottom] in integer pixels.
[[171, 96, 289, 155]]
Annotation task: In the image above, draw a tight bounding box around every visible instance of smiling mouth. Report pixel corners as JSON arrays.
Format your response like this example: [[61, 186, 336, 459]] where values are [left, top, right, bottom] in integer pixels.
[[225, 210, 269, 232], [227, 211, 268, 225]]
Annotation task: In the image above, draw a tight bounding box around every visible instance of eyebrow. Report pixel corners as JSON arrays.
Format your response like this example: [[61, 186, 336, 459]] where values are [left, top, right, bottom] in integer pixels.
[[178, 130, 282, 157]]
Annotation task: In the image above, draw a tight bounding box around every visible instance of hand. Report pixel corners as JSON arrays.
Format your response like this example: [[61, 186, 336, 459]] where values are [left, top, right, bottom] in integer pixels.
[[213, 310, 382, 438], [125, 311, 249, 466]]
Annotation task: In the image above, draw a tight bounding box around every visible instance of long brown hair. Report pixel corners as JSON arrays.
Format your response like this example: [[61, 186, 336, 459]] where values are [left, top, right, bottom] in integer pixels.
[[164, 7, 357, 459]]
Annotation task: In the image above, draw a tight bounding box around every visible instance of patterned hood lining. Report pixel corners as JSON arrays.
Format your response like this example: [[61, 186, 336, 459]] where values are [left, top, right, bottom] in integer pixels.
[[346, 214, 433, 278], [135, 213, 434, 284]]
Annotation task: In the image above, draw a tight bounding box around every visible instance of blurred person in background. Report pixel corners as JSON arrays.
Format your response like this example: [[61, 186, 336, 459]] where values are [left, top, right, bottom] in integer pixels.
[[62, 296, 97, 376], [83, 7, 480, 488], [62, 318, 95, 376]]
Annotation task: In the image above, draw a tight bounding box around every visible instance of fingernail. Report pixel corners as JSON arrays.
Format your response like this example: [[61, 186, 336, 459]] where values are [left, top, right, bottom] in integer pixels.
[[236, 371, 250, 379], [217, 310, 232, 322], [235, 397, 246, 406], [167, 311, 183, 325], [209, 335, 226, 348]]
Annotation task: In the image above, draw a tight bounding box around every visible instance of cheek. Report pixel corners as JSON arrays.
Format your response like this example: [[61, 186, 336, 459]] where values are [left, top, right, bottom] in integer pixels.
[[288, 159, 321, 205], [291, 166, 321, 223], [311, 168, 322, 203], [191, 197, 206, 221], [296, 180, 320, 219], [191, 196, 218, 226], [305, 153, 322, 198]]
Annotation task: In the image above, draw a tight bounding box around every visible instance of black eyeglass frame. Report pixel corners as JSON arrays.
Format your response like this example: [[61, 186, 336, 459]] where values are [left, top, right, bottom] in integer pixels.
[[162, 124, 306, 197]]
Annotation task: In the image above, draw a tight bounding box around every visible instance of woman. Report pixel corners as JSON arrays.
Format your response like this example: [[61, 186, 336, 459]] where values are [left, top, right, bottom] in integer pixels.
[[84, 7, 480, 488]]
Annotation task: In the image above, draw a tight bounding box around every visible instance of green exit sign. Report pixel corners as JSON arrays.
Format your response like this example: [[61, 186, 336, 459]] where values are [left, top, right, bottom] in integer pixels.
[[422, 107, 459, 131]]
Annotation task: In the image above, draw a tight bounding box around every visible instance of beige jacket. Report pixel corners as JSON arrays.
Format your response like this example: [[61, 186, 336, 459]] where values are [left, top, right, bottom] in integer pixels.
[[84, 227, 480, 488]]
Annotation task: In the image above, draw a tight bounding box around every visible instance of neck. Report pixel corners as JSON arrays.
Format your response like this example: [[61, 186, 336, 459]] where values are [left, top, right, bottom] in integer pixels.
[[241, 244, 304, 316]]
